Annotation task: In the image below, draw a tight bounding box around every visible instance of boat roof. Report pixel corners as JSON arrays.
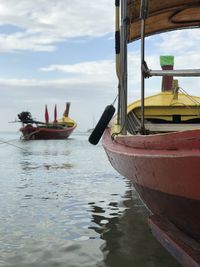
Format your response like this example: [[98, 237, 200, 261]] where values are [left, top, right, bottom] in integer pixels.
[[128, 92, 200, 111], [127, 0, 200, 42]]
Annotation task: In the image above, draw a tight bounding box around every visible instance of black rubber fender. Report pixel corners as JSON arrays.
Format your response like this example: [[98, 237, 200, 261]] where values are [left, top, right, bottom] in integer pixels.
[[88, 105, 115, 145]]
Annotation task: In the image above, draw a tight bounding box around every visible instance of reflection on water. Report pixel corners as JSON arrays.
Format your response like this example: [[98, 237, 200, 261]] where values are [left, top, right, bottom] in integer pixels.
[[20, 161, 73, 171], [89, 189, 181, 267], [19, 143, 73, 172], [0, 132, 180, 267]]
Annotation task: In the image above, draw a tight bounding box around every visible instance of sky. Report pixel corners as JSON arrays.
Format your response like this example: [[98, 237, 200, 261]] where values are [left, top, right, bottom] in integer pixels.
[[0, 0, 199, 132]]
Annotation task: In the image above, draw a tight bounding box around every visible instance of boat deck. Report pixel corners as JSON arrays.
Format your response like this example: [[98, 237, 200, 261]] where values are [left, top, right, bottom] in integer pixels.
[[148, 215, 200, 267]]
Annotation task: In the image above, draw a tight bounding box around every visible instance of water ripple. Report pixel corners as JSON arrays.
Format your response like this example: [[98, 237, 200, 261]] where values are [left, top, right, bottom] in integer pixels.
[[0, 133, 180, 267]]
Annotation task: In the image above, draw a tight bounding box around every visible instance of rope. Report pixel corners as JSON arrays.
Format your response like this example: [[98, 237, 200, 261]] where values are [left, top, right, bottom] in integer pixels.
[[112, 94, 118, 106], [179, 87, 200, 106], [23, 129, 41, 140], [0, 138, 27, 151], [177, 87, 200, 116], [0, 137, 19, 144]]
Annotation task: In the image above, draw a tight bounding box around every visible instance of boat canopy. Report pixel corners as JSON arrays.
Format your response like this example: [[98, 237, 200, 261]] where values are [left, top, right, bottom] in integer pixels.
[[127, 0, 200, 42]]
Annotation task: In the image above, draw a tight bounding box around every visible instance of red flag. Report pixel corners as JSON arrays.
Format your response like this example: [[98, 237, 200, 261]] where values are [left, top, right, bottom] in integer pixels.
[[45, 105, 49, 124], [54, 104, 57, 123]]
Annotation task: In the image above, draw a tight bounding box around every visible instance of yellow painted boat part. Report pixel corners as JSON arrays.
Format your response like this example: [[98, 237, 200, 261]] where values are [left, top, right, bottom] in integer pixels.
[[128, 92, 200, 122], [57, 116, 76, 127]]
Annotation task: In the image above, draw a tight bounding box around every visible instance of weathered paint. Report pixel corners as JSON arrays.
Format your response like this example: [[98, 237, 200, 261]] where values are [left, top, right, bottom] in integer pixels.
[[127, 92, 200, 121], [149, 215, 200, 267], [20, 123, 76, 140], [102, 128, 200, 242], [135, 183, 200, 242], [127, 0, 200, 42]]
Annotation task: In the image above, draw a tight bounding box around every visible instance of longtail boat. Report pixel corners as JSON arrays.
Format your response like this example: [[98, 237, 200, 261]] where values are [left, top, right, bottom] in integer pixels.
[[89, 0, 200, 265], [18, 102, 77, 140]]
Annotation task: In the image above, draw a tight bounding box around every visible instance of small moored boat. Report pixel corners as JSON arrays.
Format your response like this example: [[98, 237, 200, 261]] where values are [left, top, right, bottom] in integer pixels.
[[18, 102, 77, 140]]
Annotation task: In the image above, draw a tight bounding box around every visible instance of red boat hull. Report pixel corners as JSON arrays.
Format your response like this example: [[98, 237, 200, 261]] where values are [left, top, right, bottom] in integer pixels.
[[20, 124, 76, 140], [102, 128, 200, 242]]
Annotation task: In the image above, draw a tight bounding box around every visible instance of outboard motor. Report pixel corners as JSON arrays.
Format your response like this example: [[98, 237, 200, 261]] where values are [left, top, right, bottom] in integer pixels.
[[18, 111, 33, 123]]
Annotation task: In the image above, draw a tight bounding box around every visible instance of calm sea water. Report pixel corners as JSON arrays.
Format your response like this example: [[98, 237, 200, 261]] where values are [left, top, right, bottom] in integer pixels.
[[0, 131, 180, 267]]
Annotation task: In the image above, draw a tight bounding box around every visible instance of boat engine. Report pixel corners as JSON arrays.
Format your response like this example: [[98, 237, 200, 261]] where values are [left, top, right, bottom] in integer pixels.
[[18, 111, 33, 123]]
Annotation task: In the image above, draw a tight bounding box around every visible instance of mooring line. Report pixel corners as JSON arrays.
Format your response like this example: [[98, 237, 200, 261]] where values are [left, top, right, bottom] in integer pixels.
[[0, 138, 27, 151]]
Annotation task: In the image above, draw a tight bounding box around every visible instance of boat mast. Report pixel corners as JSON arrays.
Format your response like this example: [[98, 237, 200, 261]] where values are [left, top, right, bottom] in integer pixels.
[[140, 0, 149, 134], [119, 0, 128, 134]]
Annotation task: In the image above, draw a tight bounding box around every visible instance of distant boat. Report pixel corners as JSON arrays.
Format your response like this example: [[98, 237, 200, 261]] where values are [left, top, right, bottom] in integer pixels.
[[18, 102, 77, 140], [87, 116, 96, 133], [87, 128, 94, 133]]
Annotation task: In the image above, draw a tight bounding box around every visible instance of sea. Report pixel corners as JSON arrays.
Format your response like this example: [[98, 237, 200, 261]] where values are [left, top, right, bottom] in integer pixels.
[[0, 131, 181, 267]]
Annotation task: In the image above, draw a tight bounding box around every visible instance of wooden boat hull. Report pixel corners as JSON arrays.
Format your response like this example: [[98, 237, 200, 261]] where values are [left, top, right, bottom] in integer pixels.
[[149, 215, 200, 267], [102, 128, 200, 242], [20, 124, 76, 140]]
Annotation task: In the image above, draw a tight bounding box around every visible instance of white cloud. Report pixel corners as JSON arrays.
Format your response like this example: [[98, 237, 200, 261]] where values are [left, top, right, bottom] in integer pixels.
[[0, 32, 55, 52], [40, 60, 115, 76], [0, 0, 114, 52], [0, 59, 117, 87], [153, 29, 200, 69], [0, 6, 199, 132], [156, 29, 199, 54], [1, 27, 199, 95]]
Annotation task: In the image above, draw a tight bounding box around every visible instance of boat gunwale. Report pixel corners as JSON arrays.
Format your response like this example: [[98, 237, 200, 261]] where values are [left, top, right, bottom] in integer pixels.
[[103, 128, 200, 200], [103, 128, 200, 157]]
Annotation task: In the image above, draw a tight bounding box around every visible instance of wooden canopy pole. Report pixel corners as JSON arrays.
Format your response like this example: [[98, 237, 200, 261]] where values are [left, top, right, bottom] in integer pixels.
[[120, 0, 128, 134], [140, 0, 149, 134]]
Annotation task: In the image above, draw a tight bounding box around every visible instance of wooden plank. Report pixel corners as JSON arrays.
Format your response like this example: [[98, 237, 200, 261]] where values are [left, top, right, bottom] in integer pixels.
[[145, 123, 200, 132]]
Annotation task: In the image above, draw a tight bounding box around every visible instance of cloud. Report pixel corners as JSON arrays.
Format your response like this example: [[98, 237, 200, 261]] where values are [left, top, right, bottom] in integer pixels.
[[1, 26, 199, 87], [40, 60, 115, 75], [0, 32, 55, 52], [0, 79, 118, 132], [0, 59, 117, 87], [156, 29, 199, 54], [0, 0, 114, 52], [0, 77, 109, 86], [153, 29, 200, 69], [0, 13, 199, 132]]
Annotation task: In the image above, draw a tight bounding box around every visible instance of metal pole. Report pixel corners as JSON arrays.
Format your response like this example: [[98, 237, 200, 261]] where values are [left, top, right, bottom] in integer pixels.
[[149, 69, 200, 77], [115, 0, 121, 125], [141, 19, 145, 133], [140, 0, 148, 134], [120, 0, 128, 134]]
